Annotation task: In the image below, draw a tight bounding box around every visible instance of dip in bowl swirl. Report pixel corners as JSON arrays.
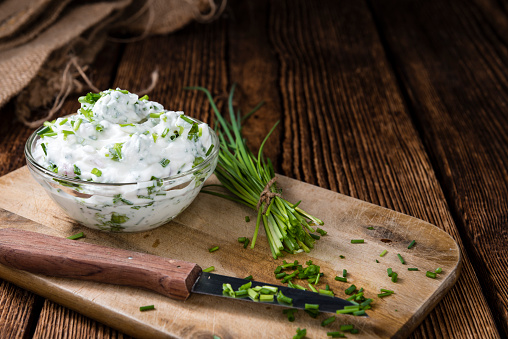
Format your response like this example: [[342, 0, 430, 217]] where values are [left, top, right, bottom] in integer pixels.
[[25, 89, 219, 232]]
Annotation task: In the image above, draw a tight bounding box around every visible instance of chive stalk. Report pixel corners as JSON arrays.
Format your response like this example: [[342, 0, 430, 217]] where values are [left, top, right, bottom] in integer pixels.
[[67, 232, 84, 240], [397, 254, 405, 264], [408, 240, 416, 249]]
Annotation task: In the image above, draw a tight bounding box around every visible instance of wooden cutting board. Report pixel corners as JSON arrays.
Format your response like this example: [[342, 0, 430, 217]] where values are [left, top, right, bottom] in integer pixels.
[[0, 167, 460, 339]]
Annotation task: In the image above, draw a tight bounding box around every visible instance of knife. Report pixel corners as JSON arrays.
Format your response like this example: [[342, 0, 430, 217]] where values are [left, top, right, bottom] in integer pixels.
[[0, 228, 359, 314]]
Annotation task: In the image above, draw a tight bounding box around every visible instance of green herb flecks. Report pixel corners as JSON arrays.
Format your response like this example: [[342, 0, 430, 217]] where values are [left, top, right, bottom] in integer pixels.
[[139, 305, 155, 312], [78, 92, 102, 105], [91, 168, 102, 177], [67, 232, 84, 240], [191, 85, 323, 259]]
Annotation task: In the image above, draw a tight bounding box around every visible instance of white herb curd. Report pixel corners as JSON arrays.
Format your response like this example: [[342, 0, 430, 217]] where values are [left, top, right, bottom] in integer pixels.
[[26, 89, 219, 232]]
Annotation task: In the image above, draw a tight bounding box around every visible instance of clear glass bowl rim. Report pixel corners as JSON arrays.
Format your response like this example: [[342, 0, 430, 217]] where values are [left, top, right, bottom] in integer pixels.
[[24, 116, 220, 187]]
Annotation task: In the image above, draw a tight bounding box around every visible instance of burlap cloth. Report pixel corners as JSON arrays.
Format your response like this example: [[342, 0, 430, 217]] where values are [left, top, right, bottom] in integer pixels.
[[0, 0, 224, 127]]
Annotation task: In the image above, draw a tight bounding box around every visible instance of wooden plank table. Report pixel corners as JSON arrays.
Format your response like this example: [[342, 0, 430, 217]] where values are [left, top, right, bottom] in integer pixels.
[[0, 0, 506, 337]]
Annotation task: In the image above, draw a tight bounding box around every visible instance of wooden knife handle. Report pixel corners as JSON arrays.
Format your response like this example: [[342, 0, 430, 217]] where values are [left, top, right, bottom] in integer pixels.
[[0, 228, 202, 300]]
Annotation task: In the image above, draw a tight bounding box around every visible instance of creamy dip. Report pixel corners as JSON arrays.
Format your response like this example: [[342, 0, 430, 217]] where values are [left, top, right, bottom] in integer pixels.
[[30, 89, 217, 232]]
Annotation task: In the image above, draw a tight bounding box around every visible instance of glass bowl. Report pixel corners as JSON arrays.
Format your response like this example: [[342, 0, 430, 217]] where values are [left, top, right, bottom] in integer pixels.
[[24, 119, 219, 232]]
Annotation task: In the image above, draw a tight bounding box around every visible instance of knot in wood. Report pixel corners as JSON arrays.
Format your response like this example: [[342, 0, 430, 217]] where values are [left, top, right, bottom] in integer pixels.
[[257, 177, 282, 214]]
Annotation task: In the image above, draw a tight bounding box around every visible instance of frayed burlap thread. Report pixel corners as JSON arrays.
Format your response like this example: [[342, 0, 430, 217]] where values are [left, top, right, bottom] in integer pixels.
[[257, 177, 282, 214]]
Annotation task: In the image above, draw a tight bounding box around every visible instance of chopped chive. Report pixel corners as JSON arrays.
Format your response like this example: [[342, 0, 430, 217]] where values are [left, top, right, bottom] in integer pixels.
[[180, 114, 195, 124], [203, 266, 215, 273], [408, 240, 416, 249], [308, 284, 318, 293], [351, 329, 359, 334], [336, 308, 358, 314], [59, 118, 68, 125], [380, 249, 387, 257], [426, 271, 437, 279], [243, 238, 250, 248], [259, 294, 274, 302], [344, 305, 360, 310], [73, 165, 81, 175], [244, 275, 253, 280], [304, 303, 319, 310], [67, 232, 84, 240], [397, 254, 405, 264], [283, 308, 297, 322], [325, 284, 331, 291], [139, 305, 155, 311], [321, 316, 336, 327], [276, 272, 286, 279], [360, 298, 373, 307], [274, 266, 282, 274], [387, 268, 393, 277], [367, 226, 375, 230], [209, 246, 219, 252], [293, 328, 306, 339], [91, 168, 102, 177], [316, 228, 327, 236], [205, 144, 215, 157], [345, 284, 356, 295], [342, 269, 347, 277], [152, 133, 159, 143], [335, 276, 347, 283], [41, 143, 47, 155], [377, 292, 393, 298], [234, 289, 248, 297], [351, 239, 364, 244], [339, 255, 345, 259], [119, 123, 135, 127], [391, 272, 398, 283], [310, 233, 321, 240], [376, 259, 379, 263], [149, 112, 163, 118], [245, 216, 250, 222], [276, 291, 293, 305], [353, 310, 365, 316], [140, 95, 149, 100], [435, 267, 443, 274], [340, 324, 354, 332], [238, 237, 246, 243], [160, 158, 170, 167], [319, 289, 334, 297], [380, 289, 394, 293], [327, 331, 346, 338], [408, 268, 419, 271]]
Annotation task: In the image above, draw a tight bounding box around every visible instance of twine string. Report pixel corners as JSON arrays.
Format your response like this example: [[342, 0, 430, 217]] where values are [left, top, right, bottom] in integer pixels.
[[257, 177, 282, 214]]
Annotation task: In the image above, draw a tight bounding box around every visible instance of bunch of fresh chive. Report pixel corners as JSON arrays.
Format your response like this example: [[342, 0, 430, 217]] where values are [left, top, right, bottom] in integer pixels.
[[189, 85, 324, 259]]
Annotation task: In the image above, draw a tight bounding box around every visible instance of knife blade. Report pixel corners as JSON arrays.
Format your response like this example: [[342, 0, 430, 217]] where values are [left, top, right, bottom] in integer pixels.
[[0, 228, 359, 314]]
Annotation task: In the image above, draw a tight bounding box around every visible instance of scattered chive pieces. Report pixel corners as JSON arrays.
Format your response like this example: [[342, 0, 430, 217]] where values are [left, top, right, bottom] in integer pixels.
[[339, 255, 345, 259], [205, 144, 215, 157], [391, 272, 398, 283], [380, 249, 388, 257], [91, 168, 102, 177], [321, 316, 336, 327], [203, 266, 215, 273], [139, 305, 155, 311], [351, 239, 364, 244], [378, 292, 393, 298], [397, 254, 405, 264], [319, 289, 334, 297], [316, 228, 327, 236], [160, 158, 170, 167], [351, 329, 359, 334], [336, 308, 358, 314], [335, 276, 347, 283], [327, 331, 346, 338], [244, 275, 253, 280], [380, 289, 394, 293], [139, 95, 149, 100], [238, 237, 246, 243], [41, 143, 47, 155], [342, 269, 347, 277], [67, 232, 84, 240], [360, 298, 373, 307], [245, 216, 250, 222], [426, 271, 437, 279], [408, 240, 416, 249], [310, 233, 321, 240], [283, 308, 297, 322], [276, 272, 287, 279], [209, 246, 219, 253], [259, 294, 274, 302], [435, 267, 443, 274], [353, 310, 365, 316], [305, 303, 319, 310], [340, 324, 354, 331], [367, 226, 375, 230], [308, 284, 318, 293], [376, 259, 379, 263], [243, 238, 250, 248], [293, 328, 306, 339], [345, 284, 356, 295], [408, 268, 419, 271], [387, 268, 393, 277]]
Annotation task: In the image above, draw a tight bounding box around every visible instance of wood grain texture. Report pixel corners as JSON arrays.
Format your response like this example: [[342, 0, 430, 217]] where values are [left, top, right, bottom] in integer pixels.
[[33, 299, 132, 339], [0, 167, 461, 338], [368, 0, 508, 336], [0, 229, 202, 300], [268, 0, 500, 337]]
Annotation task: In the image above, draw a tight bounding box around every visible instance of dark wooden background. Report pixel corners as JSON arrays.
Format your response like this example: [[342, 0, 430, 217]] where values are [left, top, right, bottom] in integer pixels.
[[0, 0, 506, 338]]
